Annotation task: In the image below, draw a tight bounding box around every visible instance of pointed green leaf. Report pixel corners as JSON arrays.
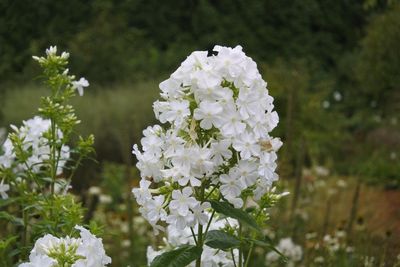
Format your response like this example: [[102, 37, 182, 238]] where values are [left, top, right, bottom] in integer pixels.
[[0, 211, 24, 226], [150, 245, 202, 267], [205, 230, 240, 250], [209, 200, 260, 231]]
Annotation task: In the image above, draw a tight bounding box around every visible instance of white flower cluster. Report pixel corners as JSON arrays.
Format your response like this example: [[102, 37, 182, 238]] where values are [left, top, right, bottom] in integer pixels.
[[266, 237, 302, 267], [322, 230, 351, 254], [19, 225, 111, 267], [0, 116, 70, 174], [132, 45, 282, 232], [147, 216, 239, 267]]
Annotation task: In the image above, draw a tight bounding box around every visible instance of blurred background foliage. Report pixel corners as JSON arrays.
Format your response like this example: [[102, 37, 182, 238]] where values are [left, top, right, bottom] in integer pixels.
[[1, 0, 399, 186], [0, 0, 399, 265]]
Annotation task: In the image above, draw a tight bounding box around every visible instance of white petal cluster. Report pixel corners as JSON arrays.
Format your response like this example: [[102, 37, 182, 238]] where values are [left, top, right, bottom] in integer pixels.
[[19, 225, 111, 267], [147, 216, 239, 267], [266, 237, 302, 267], [0, 116, 70, 174], [132, 45, 282, 232], [0, 179, 10, 199]]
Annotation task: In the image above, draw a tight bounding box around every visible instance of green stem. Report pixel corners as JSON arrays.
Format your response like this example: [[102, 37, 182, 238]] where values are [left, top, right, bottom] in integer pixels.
[[190, 227, 198, 246], [204, 210, 215, 237], [195, 182, 206, 267], [196, 224, 203, 267], [203, 183, 220, 202], [244, 242, 254, 267], [231, 249, 238, 267], [22, 208, 28, 258], [50, 118, 57, 195], [238, 223, 243, 267]]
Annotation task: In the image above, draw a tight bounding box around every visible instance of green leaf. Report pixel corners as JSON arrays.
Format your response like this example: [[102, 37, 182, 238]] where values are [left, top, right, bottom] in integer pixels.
[[209, 200, 260, 231], [150, 245, 202, 267], [0, 212, 24, 226], [0, 198, 18, 208], [205, 230, 240, 250]]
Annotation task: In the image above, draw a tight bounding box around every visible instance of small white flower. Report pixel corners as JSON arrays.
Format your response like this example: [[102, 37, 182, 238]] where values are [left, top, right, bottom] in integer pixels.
[[191, 202, 211, 226], [210, 139, 232, 165], [233, 132, 260, 159], [72, 78, 89, 96], [220, 171, 245, 199], [193, 101, 223, 130], [169, 187, 198, 216], [45, 46, 57, 56], [0, 179, 10, 199], [132, 179, 152, 205]]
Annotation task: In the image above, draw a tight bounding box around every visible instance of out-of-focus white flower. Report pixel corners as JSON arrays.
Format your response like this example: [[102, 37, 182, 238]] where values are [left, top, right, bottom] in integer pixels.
[[266, 237, 302, 266], [337, 179, 347, 188], [88, 186, 102, 195], [333, 91, 342, 101], [122, 239, 131, 248], [305, 232, 318, 240], [0, 179, 10, 199], [72, 78, 89, 96], [99, 194, 113, 204], [314, 256, 324, 263], [314, 166, 329, 177]]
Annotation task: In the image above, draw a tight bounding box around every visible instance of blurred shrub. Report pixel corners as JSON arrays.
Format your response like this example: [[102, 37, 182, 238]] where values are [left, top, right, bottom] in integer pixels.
[[261, 59, 346, 177], [356, 3, 400, 117]]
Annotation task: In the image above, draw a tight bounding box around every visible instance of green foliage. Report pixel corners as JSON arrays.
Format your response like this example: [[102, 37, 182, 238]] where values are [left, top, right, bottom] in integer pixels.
[[204, 230, 240, 250], [356, 3, 400, 117], [210, 200, 260, 232], [150, 245, 203, 267], [31, 194, 85, 239]]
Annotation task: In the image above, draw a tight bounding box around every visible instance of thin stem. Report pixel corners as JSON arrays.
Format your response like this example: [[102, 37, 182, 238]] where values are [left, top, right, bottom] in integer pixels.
[[50, 118, 57, 195], [244, 242, 254, 267], [190, 227, 198, 246], [196, 225, 203, 267], [195, 182, 206, 267], [64, 155, 83, 193], [231, 249, 238, 267], [238, 223, 243, 267], [203, 183, 220, 202], [204, 210, 216, 237], [22, 208, 28, 259]]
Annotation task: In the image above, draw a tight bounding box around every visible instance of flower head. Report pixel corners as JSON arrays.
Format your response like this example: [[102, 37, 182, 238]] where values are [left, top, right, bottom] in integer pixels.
[[132, 45, 281, 234]]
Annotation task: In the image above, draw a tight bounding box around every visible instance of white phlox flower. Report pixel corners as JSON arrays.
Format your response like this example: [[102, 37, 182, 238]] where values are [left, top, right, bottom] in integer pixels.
[[19, 226, 111, 267], [72, 77, 89, 96], [132, 45, 281, 235], [0, 179, 10, 199]]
